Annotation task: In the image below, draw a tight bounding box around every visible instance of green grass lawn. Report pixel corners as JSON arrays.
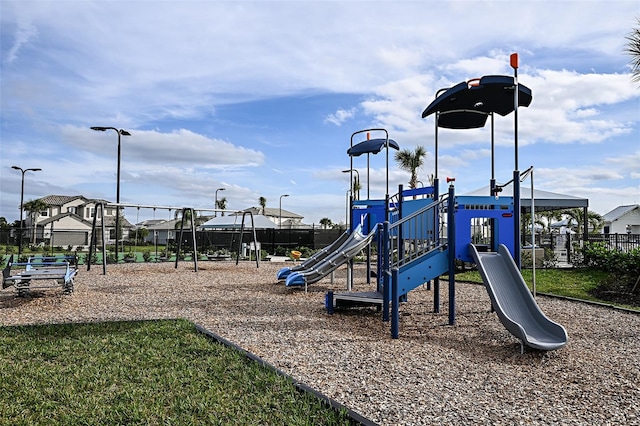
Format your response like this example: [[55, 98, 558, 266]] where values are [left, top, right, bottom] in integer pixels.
[[0, 319, 354, 426], [453, 267, 639, 310]]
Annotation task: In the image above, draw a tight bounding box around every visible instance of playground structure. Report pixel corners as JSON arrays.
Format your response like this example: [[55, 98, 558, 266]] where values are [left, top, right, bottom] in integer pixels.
[[88, 203, 262, 274], [280, 55, 568, 352]]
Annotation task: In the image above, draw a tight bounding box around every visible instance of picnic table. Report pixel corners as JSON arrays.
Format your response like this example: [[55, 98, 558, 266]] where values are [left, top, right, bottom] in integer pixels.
[[2, 255, 78, 297]]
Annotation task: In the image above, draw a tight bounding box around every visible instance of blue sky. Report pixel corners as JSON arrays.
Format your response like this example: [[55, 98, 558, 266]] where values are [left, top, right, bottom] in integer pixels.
[[1, 0, 639, 226]]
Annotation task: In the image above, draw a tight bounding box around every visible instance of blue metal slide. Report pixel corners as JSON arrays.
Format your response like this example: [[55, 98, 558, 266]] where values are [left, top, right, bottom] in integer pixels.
[[285, 226, 375, 287], [469, 244, 568, 352], [276, 228, 352, 281]]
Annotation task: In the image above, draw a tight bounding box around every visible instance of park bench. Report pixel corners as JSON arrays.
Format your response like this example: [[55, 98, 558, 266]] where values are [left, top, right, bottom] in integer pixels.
[[2, 255, 78, 297]]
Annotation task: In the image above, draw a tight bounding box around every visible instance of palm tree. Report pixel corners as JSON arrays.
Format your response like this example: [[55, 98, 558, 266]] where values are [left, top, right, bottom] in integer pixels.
[[22, 199, 48, 244], [216, 197, 227, 216], [520, 212, 547, 243], [319, 217, 333, 229], [258, 197, 267, 215], [173, 208, 204, 229], [625, 18, 640, 83], [540, 210, 563, 233], [394, 146, 427, 189], [562, 208, 603, 235], [352, 177, 361, 200]]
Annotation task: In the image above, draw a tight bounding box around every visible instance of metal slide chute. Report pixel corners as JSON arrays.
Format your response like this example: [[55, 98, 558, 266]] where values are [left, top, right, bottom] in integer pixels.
[[276, 228, 352, 280], [469, 244, 568, 352], [285, 226, 374, 287]]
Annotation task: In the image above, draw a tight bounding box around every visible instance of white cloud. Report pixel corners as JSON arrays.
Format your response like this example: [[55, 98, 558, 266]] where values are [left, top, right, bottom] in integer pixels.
[[4, 11, 38, 65], [60, 126, 265, 168], [324, 108, 356, 126]]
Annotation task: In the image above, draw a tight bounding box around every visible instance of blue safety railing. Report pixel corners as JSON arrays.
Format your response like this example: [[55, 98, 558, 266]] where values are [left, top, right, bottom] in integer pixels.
[[378, 184, 457, 337]]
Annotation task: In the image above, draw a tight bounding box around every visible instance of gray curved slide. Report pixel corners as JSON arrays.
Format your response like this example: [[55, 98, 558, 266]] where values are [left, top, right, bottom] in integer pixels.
[[285, 227, 374, 287], [469, 244, 568, 352], [276, 228, 352, 280]]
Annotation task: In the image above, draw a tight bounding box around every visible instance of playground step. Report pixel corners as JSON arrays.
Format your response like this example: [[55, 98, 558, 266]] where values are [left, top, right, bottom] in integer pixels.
[[328, 291, 384, 312]]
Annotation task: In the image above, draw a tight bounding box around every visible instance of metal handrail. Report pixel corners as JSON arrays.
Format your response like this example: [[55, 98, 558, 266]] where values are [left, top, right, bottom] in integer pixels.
[[386, 195, 449, 270]]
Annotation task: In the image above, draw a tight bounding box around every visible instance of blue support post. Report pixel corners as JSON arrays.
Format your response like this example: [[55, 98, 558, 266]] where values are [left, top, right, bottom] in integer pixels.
[[382, 221, 390, 322], [391, 267, 399, 339], [326, 291, 334, 314], [398, 184, 404, 262], [433, 177, 440, 313], [376, 222, 383, 293], [447, 182, 456, 325], [366, 213, 371, 284], [513, 170, 521, 268], [433, 277, 440, 313]]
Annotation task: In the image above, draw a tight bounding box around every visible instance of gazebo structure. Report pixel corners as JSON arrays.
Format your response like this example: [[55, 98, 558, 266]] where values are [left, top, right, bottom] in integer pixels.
[[463, 185, 590, 242]]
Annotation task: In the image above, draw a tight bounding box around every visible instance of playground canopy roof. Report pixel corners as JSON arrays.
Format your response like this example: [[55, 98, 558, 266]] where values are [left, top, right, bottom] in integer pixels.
[[347, 138, 400, 157], [200, 214, 277, 229], [421, 75, 532, 129], [463, 185, 588, 212]]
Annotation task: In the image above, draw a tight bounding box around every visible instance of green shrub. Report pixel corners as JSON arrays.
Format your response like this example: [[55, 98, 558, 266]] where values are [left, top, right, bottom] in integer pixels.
[[580, 242, 640, 298], [581, 242, 640, 276], [292, 246, 314, 258], [542, 248, 558, 268]]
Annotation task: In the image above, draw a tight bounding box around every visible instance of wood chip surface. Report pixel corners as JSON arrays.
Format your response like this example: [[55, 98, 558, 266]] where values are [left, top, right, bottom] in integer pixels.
[[1, 261, 638, 425]]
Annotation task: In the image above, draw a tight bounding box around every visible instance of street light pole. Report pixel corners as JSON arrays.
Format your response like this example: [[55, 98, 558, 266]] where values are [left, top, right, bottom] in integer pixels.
[[11, 166, 42, 255], [342, 169, 360, 200], [91, 126, 131, 261], [214, 187, 225, 217], [279, 194, 289, 229]]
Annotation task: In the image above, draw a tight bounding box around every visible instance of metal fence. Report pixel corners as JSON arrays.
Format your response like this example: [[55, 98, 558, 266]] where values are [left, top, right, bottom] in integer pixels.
[[3, 227, 636, 262], [188, 228, 346, 254], [519, 232, 639, 265], [585, 233, 640, 252], [1, 227, 347, 255]]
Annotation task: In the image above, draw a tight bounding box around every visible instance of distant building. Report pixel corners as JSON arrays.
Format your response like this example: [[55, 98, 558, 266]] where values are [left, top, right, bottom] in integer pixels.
[[28, 195, 133, 247], [238, 207, 311, 229], [19, 195, 314, 248], [141, 217, 213, 245], [602, 204, 640, 234]]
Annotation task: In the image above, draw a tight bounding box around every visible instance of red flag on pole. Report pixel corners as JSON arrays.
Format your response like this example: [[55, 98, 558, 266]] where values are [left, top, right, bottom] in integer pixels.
[[510, 53, 519, 69]]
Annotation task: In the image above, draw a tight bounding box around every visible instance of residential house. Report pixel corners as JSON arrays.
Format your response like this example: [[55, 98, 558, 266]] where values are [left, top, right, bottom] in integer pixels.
[[602, 204, 640, 234], [28, 195, 133, 247], [240, 207, 310, 229], [142, 218, 198, 245]]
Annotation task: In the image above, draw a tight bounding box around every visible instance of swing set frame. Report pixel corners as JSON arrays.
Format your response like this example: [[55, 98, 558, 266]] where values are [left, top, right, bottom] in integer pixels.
[[87, 203, 261, 275]]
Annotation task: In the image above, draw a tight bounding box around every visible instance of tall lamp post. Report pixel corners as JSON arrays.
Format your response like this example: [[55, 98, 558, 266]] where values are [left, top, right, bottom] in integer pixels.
[[11, 166, 42, 255], [279, 194, 289, 229], [90, 126, 131, 261], [341, 169, 360, 200], [214, 187, 225, 217]]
